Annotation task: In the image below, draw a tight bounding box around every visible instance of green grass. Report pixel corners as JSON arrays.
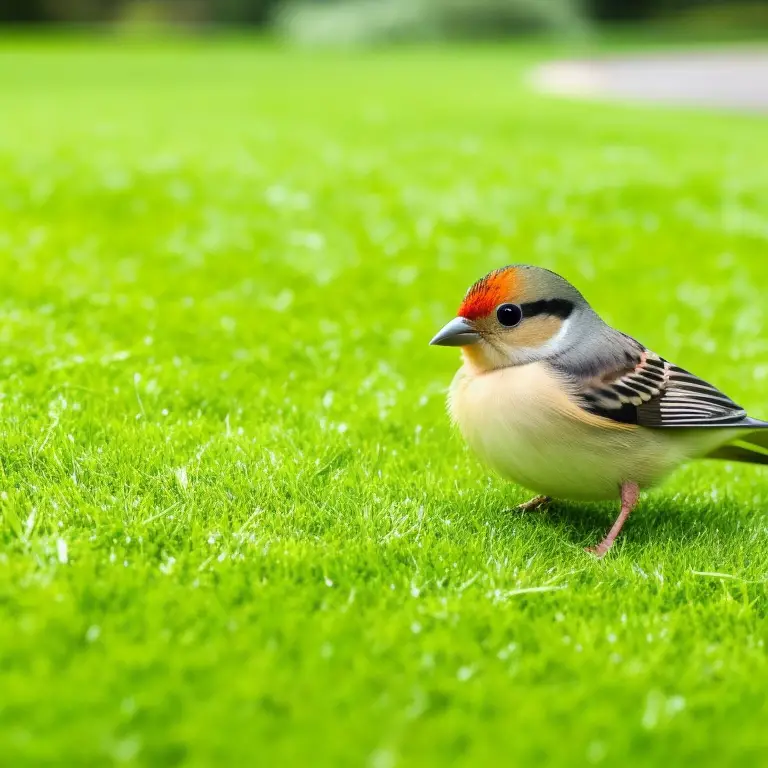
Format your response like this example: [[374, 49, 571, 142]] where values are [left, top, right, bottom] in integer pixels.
[[1, 35, 768, 767]]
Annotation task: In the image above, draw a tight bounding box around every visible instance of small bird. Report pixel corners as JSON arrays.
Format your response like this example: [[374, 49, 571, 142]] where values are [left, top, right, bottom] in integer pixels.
[[430, 264, 768, 557]]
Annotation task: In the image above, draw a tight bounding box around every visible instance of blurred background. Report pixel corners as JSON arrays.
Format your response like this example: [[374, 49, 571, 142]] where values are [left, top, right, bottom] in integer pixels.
[[2, 0, 768, 41], [2, 0, 768, 766]]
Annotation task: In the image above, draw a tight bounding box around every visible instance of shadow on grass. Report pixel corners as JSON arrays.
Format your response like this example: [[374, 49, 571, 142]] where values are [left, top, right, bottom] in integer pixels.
[[493, 493, 754, 551]]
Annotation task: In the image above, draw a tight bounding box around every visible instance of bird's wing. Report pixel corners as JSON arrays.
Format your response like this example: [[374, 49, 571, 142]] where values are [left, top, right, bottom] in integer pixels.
[[574, 347, 752, 428]]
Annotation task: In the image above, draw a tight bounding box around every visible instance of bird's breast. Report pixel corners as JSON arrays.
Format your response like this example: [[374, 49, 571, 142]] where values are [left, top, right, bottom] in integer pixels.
[[448, 361, 684, 501], [449, 362, 590, 480]]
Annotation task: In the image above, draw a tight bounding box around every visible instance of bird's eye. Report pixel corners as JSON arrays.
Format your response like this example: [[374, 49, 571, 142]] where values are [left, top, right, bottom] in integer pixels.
[[496, 303, 523, 327]]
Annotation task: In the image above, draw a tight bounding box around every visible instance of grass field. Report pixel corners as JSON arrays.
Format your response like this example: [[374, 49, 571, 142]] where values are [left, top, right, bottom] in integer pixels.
[[1, 35, 768, 766]]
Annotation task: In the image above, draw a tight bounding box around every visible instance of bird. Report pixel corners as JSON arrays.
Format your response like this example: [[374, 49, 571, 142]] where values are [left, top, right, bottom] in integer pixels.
[[430, 264, 768, 557]]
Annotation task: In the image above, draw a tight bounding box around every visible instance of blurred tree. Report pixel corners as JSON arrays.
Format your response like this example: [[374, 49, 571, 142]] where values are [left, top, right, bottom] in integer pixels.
[[0, 0, 121, 23], [585, 0, 666, 21], [1, 0, 762, 27], [43, 0, 120, 22], [1, 0, 50, 22], [277, 0, 588, 45], [584, 0, 767, 23], [0, 0, 279, 24], [212, 0, 281, 25]]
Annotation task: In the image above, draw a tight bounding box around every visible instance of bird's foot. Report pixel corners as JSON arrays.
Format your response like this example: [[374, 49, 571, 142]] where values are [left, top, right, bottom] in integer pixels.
[[516, 495, 551, 512], [584, 543, 609, 559]]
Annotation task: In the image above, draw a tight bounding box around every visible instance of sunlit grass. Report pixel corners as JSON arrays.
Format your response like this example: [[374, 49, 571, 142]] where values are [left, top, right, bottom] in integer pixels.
[[0, 36, 767, 766]]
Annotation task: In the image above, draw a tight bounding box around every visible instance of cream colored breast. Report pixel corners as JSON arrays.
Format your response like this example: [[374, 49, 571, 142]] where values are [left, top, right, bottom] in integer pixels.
[[448, 361, 721, 501]]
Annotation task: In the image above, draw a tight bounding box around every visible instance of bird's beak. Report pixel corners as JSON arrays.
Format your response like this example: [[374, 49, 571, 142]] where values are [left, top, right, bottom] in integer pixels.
[[429, 316, 481, 347]]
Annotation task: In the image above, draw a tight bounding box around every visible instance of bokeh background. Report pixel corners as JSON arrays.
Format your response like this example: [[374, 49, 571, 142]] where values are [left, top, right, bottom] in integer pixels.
[[4, 0, 768, 38], [2, 2, 768, 767]]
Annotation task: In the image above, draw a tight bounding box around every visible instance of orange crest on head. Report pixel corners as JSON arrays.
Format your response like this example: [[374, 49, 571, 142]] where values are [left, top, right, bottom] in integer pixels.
[[458, 268, 517, 320]]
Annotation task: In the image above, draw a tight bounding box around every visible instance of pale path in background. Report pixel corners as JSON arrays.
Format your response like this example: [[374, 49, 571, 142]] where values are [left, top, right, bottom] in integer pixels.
[[531, 48, 768, 112]]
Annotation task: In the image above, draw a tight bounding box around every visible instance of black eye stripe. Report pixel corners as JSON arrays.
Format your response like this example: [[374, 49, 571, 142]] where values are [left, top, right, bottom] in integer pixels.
[[520, 299, 574, 320]]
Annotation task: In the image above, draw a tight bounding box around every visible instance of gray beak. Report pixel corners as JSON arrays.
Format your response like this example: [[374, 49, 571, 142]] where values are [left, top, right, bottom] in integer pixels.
[[429, 316, 481, 347]]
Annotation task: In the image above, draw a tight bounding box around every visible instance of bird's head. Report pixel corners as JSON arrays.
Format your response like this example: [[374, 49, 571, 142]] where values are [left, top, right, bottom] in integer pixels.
[[430, 265, 592, 372]]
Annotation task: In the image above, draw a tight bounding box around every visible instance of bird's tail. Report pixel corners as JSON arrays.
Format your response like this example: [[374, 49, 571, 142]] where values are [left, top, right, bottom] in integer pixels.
[[707, 428, 768, 466]]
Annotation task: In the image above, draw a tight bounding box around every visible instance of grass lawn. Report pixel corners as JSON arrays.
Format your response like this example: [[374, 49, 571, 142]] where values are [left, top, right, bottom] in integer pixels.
[[1, 34, 768, 766]]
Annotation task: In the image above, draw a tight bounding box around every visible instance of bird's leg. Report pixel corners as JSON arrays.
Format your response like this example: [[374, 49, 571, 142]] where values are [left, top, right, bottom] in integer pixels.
[[516, 495, 551, 512], [586, 482, 640, 559]]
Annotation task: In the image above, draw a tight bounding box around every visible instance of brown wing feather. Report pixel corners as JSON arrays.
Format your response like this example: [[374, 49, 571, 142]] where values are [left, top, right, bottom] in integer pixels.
[[578, 348, 750, 428]]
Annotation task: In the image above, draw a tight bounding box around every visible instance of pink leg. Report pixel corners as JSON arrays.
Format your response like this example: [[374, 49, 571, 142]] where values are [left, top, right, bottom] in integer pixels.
[[586, 482, 640, 559], [517, 495, 551, 512]]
